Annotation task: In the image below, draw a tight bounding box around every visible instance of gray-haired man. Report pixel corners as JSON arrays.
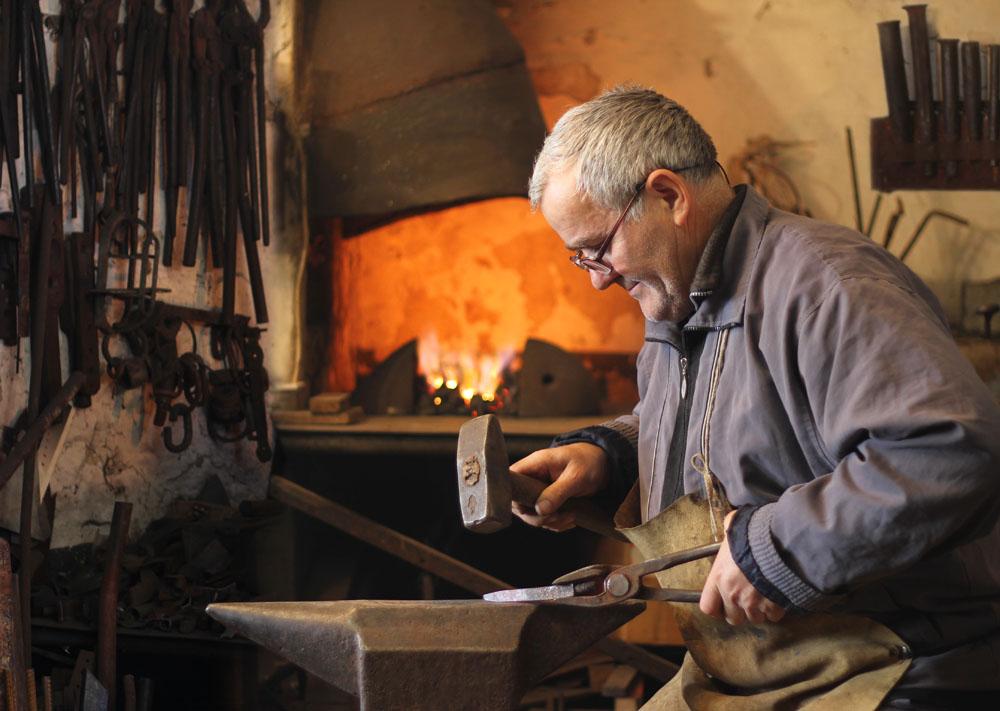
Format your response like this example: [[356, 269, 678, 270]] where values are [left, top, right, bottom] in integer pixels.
[[512, 87, 1000, 708]]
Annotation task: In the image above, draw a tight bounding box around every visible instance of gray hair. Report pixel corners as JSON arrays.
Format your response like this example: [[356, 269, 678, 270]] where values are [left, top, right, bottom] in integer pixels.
[[528, 86, 718, 219]]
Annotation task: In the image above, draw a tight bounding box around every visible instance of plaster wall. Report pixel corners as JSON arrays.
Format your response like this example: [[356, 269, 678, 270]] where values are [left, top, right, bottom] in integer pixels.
[[501, 0, 1000, 321]]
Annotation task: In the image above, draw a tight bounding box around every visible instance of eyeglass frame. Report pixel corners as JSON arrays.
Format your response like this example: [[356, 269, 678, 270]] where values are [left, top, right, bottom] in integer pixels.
[[569, 161, 728, 275]]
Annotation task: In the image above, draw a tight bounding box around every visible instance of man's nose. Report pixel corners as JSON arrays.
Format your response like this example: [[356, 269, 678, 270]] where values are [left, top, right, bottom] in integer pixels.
[[590, 268, 617, 290]]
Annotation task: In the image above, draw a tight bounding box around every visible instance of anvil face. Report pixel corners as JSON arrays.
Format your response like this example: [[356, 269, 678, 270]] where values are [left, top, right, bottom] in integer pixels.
[[207, 598, 644, 710]]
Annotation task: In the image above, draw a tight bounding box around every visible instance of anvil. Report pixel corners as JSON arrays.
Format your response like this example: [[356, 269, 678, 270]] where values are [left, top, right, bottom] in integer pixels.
[[207, 598, 644, 710]]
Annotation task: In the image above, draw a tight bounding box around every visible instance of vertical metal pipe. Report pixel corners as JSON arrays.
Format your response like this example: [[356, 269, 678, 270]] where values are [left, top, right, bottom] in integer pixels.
[[3, 669, 15, 711], [904, 5, 935, 174], [97, 502, 133, 711], [846, 127, 863, 231], [864, 193, 884, 238], [122, 675, 137, 711], [0, 542, 26, 711], [19, 0, 34, 208], [136, 678, 153, 711], [940, 39, 960, 177], [23, 671, 34, 711], [877, 21, 913, 141], [20, 186, 61, 662], [989, 44, 1000, 166], [962, 42, 983, 144]]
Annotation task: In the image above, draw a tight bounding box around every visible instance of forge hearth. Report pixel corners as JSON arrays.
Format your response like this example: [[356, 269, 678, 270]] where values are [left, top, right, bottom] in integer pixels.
[[350, 338, 601, 417]]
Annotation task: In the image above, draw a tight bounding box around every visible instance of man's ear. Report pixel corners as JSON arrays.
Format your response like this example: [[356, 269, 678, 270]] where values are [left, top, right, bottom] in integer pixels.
[[647, 169, 692, 226]]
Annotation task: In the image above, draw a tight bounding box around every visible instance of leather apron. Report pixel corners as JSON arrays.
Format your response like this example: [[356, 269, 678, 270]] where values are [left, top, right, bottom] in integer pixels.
[[612, 484, 911, 710]]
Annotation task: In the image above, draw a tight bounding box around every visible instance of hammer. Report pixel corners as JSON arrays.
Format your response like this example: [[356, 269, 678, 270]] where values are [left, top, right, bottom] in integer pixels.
[[457, 414, 626, 541]]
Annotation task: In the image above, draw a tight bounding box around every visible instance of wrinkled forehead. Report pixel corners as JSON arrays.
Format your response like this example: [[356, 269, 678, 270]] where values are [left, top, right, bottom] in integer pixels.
[[539, 168, 609, 242]]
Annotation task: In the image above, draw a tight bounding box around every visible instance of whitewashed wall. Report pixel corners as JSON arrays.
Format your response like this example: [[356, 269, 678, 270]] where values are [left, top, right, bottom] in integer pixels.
[[501, 0, 1000, 321]]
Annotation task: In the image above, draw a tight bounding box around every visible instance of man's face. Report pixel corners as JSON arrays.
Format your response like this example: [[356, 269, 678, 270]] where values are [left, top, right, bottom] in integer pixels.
[[540, 168, 699, 323]]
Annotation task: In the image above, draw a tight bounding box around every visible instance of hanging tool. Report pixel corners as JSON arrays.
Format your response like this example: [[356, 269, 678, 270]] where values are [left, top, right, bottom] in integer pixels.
[[940, 39, 960, 178], [162, 0, 193, 265], [905, 4, 935, 177], [898, 210, 969, 262], [876, 20, 912, 142]]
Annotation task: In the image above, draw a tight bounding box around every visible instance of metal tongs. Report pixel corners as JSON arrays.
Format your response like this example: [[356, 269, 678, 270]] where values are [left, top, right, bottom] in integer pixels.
[[484, 542, 720, 607]]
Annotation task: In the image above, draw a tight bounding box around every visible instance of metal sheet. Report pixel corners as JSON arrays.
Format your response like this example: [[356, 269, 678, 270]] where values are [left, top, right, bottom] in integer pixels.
[[483, 585, 575, 603], [518, 339, 601, 417]]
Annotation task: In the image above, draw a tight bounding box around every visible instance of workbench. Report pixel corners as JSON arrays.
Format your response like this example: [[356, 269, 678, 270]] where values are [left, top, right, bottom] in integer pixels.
[[272, 413, 609, 460]]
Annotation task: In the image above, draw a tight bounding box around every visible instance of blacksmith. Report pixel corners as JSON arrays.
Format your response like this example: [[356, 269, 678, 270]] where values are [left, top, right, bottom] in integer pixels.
[[512, 86, 1000, 709]]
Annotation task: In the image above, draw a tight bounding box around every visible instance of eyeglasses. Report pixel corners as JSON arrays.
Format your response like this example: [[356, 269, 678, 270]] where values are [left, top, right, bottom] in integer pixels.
[[570, 181, 645, 275], [569, 161, 728, 275]]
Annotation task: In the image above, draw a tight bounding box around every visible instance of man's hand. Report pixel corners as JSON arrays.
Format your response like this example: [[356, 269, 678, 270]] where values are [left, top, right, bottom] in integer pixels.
[[508, 443, 610, 532], [699, 510, 786, 625]]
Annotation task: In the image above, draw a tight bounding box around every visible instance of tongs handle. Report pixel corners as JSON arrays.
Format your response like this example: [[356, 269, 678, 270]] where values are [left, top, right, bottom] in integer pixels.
[[605, 542, 722, 603]]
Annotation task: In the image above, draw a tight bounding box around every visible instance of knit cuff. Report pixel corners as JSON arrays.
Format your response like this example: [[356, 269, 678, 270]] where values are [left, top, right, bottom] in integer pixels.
[[731, 504, 840, 612], [551, 423, 638, 513]]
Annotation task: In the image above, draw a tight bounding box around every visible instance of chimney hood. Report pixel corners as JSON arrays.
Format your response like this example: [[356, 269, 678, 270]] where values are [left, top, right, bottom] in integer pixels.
[[300, 0, 547, 230]]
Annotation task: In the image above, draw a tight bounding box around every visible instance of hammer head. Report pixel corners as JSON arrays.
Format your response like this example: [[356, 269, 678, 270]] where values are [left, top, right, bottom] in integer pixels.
[[456, 414, 512, 534]]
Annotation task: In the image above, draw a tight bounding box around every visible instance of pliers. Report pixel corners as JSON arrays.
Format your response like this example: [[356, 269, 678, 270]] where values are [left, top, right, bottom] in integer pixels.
[[484, 542, 720, 607]]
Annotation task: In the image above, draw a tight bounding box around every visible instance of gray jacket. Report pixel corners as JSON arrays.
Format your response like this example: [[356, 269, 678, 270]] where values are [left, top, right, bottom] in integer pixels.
[[559, 186, 1000, 698]]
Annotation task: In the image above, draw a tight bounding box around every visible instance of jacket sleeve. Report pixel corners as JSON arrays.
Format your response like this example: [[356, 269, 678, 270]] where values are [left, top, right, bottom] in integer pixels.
[[731, 276, 1000, 611], [549, 344, 651, 508]]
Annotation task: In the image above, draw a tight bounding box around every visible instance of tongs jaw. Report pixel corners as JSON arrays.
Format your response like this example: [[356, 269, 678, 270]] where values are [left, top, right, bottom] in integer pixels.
[[484, 543, 721, 606]]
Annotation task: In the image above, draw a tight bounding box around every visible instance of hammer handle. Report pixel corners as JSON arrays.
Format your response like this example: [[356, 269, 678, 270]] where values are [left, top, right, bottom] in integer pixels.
[[509, 471, 627, 542]]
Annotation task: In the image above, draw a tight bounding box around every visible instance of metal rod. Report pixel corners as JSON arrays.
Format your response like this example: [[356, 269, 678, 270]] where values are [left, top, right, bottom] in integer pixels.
[[19, 187, 61, 662], [136, 678, 153, 711], [845, 127, 862, 232], [23, 670, 34, 711], [904, 5, 935, 176], [898, 210, 969, 263], [122, 674, 136, 711], [877, 20, 913, 141], [0, 541, 27, 711], [989, 44, 1000, 167], [97, 501, 133, 711], [882, 198, 905, 249], [864, 193, 883, 238], [940, 39, 960, 178], [19, 0, 34, 207], [0, 372, 86, 490], [962, 42, 983, 144]]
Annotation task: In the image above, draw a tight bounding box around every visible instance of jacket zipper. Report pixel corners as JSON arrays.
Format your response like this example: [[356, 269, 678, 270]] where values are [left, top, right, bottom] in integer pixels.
[[662, 332, 703, 508]]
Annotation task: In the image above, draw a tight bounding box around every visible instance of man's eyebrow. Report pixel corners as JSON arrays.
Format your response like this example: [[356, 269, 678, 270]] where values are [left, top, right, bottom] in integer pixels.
[[565, 233, 604, 251]]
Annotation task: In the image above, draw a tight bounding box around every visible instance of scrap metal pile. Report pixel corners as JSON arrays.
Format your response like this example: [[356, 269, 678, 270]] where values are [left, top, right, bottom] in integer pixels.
[[32, 489, 264, 638], [1, 482, 270, 709]]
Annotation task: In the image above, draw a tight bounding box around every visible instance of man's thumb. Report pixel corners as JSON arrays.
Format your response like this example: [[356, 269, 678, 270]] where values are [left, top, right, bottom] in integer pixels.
[[535, 475, 578, 516]]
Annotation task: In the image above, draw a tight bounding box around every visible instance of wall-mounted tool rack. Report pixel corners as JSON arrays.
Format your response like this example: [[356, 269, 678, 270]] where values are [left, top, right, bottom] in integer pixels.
[[872, 4, 1000, 190]]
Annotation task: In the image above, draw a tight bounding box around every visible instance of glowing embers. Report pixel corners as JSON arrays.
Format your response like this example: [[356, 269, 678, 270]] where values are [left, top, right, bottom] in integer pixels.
[[350, 337, 602, 417], [416, 333, 518, 416]]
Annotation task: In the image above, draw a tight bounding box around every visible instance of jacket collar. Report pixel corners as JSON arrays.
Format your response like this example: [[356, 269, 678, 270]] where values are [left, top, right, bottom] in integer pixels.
[[644, 184, 769, 345]]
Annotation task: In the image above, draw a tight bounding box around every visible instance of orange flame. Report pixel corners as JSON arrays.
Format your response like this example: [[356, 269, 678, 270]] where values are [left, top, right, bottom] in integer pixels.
[[417, 333, 516, 406]]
